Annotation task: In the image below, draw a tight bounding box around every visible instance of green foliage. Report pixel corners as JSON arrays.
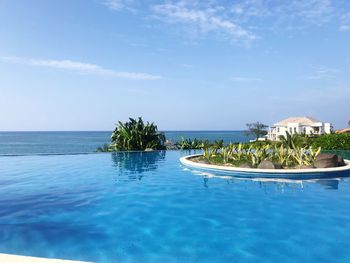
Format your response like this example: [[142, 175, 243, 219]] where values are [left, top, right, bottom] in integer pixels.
[[311, 133, 350, 150], [176, 137, 207, 150], [111, 117, 165, 151], [97, 117, 165, 151], [197, 143, 321, 169], [246, 122, 268, 140], [278, 132, 305, 149], [96, 144, 113, 152]]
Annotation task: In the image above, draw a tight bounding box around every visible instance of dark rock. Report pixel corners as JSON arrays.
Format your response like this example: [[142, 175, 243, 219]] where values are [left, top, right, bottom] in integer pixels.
[[166, 145, 178, 150], [165, 140, 178, 150], [314, 153, 338, 168], [338, 156, 346, 167], [239, 162, 253, 168], [274, 163, 283, 169], [257, 160, 279, 169]]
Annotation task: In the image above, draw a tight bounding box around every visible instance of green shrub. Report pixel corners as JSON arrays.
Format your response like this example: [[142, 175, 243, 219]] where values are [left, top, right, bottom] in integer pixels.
[[312, 133, 350, 150], [198, 143, 321, 168], [111, 117, 166, 151], [96, 144, 113, 152], [175, 137, 207, 150], [97, 117, 166, 151]]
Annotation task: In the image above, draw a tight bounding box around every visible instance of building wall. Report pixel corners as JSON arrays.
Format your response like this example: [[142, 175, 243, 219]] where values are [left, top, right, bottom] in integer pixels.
[[268, 122, 332, 140], [324, 123, 332, 133]]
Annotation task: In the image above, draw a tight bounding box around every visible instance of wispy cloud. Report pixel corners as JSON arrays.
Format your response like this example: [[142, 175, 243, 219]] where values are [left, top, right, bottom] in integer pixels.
[[182, 64, 193, 68], [0, 56, 162, 80], [101, 0, 349, 43], [286, 0, 333, 26], [340, 12, 350, 31], [301, 66, 339, 80], [230, 0, 334, 27], [102, 0, 137, 12], [103, 0, 125, 11], [231, 76, 262, 82], [151, 2, 256, 42]]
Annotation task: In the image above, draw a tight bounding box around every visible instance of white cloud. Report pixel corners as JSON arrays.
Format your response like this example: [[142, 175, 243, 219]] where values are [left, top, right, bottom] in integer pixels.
[[102, 0, 137, 12], [289, 0, 333, 25], [301, 66, 339, 80], [151, 2, 256, 42], [103, 0, 124, 11], [230, 0, 336, 30], [0, 56, 162, 80], [182, 64, 193, 68], [231, 76, 262, 82], [340, 12, 350, 31], [101, 0, 348, 43]]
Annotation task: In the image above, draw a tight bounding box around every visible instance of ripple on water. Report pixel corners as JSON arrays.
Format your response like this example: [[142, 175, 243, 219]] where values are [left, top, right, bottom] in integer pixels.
[[0, 151, 350, 262]]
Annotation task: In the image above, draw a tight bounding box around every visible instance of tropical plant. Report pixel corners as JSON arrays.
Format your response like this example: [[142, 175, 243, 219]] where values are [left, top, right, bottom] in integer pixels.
[[176, 137, 206, 150], [196, 142, 322, 169], [246, 122, 268, 140], [96, 144, 113, 152], [305, 146, 321, 165], [248, 144, 270, 167], [105, 117, 165, 151], [212, 140, 224, 155], [278, 132, 305, 149], [202, 140, 215, 161], [271, 145, 290, 167]]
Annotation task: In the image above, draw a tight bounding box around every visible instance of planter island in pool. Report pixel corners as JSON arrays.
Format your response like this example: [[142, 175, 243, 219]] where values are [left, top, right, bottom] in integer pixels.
[[180, 154, 350, 180]]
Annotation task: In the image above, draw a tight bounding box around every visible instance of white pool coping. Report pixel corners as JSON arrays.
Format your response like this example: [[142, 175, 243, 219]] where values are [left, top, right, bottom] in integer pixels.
[[0, 254, 92, 263], [180, 154, 350, 174]]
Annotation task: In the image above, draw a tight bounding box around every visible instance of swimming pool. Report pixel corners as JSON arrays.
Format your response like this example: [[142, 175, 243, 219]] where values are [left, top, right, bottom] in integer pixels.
[[1, 151, 350, 262]]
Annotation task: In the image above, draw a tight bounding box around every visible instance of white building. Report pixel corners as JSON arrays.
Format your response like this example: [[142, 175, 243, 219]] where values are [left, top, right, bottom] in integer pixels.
[[267, 116, 332, 141]]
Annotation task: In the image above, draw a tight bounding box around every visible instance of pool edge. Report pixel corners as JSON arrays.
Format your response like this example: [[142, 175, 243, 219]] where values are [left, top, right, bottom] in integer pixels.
[[180, 154, 350, 175]]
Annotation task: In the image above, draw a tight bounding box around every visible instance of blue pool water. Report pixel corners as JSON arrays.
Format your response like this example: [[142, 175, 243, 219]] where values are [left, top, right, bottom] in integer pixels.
[[0, 131, 250, 155], [1, 151, 350, 262]]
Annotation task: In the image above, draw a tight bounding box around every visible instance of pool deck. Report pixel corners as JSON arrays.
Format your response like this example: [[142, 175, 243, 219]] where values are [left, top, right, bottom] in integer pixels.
[[0, 254, 91, 263]]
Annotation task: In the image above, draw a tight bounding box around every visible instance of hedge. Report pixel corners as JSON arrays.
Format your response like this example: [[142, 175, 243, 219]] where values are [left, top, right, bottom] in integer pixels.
[[312, 133, 350, 150]]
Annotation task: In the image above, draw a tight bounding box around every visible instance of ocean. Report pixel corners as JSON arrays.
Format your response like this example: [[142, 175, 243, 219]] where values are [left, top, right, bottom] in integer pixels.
[[0, 131, 252, 155]]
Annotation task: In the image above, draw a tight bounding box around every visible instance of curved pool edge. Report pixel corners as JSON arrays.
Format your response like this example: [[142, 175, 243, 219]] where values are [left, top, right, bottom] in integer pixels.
[[180, 154, 350, 179]]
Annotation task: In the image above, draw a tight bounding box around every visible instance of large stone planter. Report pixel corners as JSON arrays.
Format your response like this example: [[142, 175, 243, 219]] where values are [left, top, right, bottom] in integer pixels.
[[180, 154, 350, 180]]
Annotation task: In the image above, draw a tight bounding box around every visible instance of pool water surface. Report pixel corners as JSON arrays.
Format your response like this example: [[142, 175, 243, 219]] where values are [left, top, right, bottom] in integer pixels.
[[0, 151, 350, 262]]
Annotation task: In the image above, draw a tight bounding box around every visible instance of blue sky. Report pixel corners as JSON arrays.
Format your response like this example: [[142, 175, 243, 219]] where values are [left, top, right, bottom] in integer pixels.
[[0, 0, 349, 131]]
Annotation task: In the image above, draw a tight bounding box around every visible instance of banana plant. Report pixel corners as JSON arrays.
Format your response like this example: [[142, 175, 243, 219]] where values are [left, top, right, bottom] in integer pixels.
[[212, 140, 224, 155], [291, 147, 308, 166], [202, 140, 212, 161], [109, 117, 166, 151], [220, 146, 230, 163], [304, 146, 321, 165]]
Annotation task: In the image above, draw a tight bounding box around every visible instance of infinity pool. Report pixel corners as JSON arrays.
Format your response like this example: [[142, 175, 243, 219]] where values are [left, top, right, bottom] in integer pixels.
[[1, 151, 350, 262]]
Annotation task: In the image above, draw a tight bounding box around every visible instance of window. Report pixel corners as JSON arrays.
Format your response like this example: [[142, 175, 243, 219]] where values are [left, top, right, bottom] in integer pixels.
[[294, 127, 297, 133]]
